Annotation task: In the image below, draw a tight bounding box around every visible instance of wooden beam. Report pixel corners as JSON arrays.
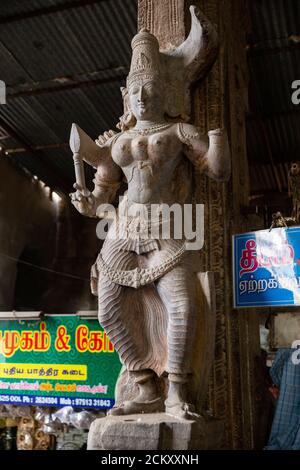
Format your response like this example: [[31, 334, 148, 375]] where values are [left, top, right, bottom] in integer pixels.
[[4, 142, 69, 154], [7, 69, 128, 100], [247, 40, 300, 58]]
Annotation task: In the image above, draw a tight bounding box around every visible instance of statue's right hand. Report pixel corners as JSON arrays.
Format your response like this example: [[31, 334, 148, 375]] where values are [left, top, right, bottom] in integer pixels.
[[96, 129, 116, 147], [69, 184, 96, 217]]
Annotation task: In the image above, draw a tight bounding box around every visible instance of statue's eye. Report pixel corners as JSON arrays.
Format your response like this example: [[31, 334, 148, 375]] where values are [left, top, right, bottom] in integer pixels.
[[131, 87, 139, 95]]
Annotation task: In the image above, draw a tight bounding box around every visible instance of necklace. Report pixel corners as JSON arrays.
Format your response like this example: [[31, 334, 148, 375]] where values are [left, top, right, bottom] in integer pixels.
[[131, 123, 172, 135]]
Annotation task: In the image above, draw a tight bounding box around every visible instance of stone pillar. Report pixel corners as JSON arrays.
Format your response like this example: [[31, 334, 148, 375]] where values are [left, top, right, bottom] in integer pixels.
[[138, 0, 261, 449]]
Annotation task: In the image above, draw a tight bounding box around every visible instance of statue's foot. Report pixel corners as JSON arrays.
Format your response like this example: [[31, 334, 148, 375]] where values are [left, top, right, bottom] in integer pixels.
[[165, 400, 197, 420], [108, 397, 164, 416]]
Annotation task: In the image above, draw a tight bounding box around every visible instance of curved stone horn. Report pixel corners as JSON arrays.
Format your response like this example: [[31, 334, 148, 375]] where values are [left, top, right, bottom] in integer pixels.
[[161, 6, 219, 121], [165, 5, 219, 82]]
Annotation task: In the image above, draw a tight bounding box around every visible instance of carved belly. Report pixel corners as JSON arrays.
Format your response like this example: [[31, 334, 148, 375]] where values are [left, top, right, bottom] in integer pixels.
[[126, 161, 153, 182], [126, 162, 155, 203]]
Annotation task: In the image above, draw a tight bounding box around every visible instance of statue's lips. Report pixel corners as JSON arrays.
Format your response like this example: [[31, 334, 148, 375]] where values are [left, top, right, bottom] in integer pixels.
[[138, 105, 147, 114]]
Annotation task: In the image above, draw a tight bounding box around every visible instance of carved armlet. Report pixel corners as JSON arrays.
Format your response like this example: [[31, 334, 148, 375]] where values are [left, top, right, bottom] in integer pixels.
[[177, 123, 208, 172], [177, 122, 202, 143], [93, 173, 121, 201]]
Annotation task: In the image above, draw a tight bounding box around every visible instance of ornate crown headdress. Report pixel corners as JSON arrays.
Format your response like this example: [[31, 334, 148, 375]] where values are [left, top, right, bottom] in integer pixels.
[[127, 29, 161, 90], [124, 6, 219, 122]]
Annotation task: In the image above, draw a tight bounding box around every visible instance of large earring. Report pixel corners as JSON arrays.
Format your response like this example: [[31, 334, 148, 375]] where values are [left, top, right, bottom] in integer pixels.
[[117, 87, 136, 131]]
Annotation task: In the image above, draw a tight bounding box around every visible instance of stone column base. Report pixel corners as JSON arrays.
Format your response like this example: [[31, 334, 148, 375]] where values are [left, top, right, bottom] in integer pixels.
[[87, 413, 224, 450]]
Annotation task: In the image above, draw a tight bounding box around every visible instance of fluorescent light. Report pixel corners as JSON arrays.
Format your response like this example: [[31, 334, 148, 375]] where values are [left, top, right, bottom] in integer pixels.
[[0, 311, 43, 320], [76, 310, 98, 320], [52, 191, 62, 203]]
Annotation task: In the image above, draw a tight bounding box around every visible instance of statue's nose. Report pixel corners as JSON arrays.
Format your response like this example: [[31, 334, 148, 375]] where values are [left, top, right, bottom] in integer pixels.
[[138, 86, 145, 102]]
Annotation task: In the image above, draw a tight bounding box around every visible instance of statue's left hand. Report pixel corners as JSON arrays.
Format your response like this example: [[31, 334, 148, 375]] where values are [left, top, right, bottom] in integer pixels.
[[207, 127, 231, 181], [208, 127, 227, 141]]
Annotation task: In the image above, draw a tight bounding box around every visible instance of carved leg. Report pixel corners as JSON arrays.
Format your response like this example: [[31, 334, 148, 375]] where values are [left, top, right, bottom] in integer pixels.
[[165, 374, 196, 419], [98, 274, 140, 367], [109, 369, 164, 415], [130, 370, 159, 402], [98, 274, 163, 415], [157, 265, 198, 419]]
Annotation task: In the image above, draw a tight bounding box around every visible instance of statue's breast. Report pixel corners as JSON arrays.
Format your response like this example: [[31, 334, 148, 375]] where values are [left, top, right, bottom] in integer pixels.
[[111, 136, 132, 167], [148, 133, 176, 162], [131, 133, 178, 164], [111, 131, 181, 169], [131, 135, 148, 162]]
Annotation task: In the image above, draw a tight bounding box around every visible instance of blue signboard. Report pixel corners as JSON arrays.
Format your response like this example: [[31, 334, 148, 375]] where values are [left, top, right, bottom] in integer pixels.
[[233, 227, 300, 308]]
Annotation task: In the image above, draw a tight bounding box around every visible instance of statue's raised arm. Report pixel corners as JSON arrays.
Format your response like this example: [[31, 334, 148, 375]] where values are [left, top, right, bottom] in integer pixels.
[[178, 123, 231, 181], [69, 124, 123, 218]]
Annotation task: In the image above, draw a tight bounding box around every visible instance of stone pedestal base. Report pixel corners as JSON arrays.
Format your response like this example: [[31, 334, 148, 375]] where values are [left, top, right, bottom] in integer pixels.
[[87, 413, 224, 450]]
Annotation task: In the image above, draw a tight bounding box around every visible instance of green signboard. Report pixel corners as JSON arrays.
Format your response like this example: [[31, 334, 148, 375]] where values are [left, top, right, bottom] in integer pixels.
[[0, 315, 122, 409]]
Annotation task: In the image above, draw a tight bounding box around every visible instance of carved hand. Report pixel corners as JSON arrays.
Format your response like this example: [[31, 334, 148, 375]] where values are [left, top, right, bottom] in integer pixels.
[[207, 128, 231, 181], [95, 129, 117, 147], [69, 183, 96, 217], [208, 127, 228, 144]]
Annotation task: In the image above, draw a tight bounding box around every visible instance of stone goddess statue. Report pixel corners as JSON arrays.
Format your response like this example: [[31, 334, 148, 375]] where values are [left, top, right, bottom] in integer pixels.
[[70, 6, 230, 419]]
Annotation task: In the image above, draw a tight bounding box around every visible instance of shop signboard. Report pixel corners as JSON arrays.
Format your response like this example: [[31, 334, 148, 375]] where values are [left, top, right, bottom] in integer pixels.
[[233, 226, 300, 308], [0, 315, 122, 409]]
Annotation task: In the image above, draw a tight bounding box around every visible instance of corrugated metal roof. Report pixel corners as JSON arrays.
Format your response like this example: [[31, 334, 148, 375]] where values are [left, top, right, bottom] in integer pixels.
[[0, 0, 299, 200], [0, 1, 73, 18], [249, 0, 300, 46], [0, 0, 137, 191], [248, 49, 300, 115], [247, 0, 300, 197], [0, 1, 136, 83]]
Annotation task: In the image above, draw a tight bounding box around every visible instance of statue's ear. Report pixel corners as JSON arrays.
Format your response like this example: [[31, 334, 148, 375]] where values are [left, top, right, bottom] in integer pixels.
[[120, 86, 128, 101], [120, 86, 127, 97], [120, 86, 130, 112], [117, 87, 135, 131]]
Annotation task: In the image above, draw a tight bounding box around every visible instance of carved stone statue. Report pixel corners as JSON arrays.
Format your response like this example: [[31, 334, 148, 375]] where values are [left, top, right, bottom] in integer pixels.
[[70, 6, 230, 420]]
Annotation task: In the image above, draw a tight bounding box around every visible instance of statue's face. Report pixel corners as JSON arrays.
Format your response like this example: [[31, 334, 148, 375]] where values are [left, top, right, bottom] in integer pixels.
[[128, 79, 164, 121]]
